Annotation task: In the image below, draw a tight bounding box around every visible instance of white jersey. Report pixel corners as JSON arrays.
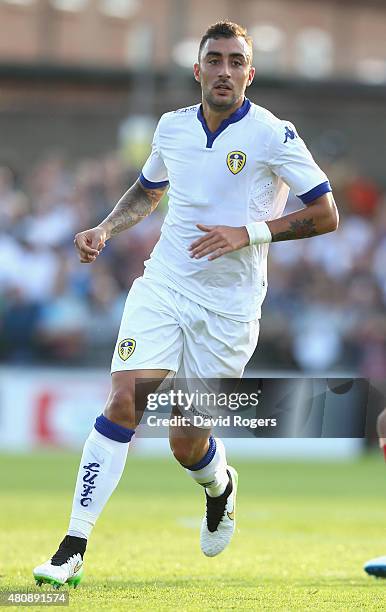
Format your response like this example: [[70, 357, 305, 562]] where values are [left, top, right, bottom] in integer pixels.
[[140, 99, 331, 322]]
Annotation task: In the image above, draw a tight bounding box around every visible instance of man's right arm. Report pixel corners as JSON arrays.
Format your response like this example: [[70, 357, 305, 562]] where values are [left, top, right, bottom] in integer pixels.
[[74, 179, 167, 263]]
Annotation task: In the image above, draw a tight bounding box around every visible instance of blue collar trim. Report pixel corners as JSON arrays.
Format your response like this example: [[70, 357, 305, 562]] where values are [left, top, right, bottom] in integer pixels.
[[197, 98, 251, 148]]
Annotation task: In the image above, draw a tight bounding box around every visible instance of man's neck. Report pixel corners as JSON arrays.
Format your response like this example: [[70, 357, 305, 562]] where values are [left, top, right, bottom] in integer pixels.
[[202, 98, 244, 133]]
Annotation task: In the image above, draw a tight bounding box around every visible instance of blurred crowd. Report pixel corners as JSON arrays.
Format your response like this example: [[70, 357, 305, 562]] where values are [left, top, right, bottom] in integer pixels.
[[1, 152, 386, 376]]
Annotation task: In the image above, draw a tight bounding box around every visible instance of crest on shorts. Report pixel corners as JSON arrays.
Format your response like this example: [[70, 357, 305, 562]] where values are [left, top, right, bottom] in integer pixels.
[[227, 151, 246, 175], [118, 338, 136, 361]]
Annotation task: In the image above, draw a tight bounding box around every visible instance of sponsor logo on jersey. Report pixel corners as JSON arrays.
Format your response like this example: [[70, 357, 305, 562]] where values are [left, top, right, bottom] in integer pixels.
[[227, 151, 246, 175], [283, 125, 297, 143], [174, 105, 198, 113], [118, 338, 136, 361]]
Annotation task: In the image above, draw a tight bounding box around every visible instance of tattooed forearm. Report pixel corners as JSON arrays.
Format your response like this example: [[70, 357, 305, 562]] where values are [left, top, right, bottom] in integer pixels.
[[271, 218, 318, 242], [268, 194, 339, 243], [99, 179, 166, 238]]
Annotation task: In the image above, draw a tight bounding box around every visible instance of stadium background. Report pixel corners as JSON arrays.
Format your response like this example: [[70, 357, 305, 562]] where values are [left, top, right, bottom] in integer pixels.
[[1, 0, 386, 376], [1, 1, 386, 608]]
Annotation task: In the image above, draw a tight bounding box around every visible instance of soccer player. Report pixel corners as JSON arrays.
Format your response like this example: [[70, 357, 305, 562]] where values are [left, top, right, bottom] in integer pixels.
[[364, 408, 386, 578], [33, 21, 338, 588]]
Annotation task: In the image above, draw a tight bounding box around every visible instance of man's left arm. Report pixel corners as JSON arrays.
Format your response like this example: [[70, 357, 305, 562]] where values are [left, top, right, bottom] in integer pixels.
[[189, 192, 338, 260], [268, 191, 338, 242]]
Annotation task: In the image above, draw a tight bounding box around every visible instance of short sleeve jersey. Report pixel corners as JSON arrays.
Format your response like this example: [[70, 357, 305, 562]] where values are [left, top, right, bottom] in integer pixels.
[[140, 98, 331, 321]]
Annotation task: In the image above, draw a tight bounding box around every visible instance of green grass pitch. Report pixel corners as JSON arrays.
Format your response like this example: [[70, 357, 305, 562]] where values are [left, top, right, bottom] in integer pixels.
[[1, 451, 386, 610]]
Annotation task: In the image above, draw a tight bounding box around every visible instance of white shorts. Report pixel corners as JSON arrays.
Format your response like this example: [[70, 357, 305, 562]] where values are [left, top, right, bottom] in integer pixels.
[[111, 276, 259, 379]]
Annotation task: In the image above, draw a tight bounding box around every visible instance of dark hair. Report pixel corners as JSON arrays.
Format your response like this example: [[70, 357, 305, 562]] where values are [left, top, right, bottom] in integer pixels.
[[198, 21, 253, 63]]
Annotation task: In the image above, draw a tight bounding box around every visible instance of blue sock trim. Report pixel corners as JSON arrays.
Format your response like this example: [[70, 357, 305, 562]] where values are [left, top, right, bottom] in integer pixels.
[[94, 414, 135, 443], [185, 436, 216, 471]]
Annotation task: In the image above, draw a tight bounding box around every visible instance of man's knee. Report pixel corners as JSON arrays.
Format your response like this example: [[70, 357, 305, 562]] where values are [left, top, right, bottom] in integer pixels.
[[104, 370, 170, 429], [170, 434, 209, 467], [104, 387, 136, 429]]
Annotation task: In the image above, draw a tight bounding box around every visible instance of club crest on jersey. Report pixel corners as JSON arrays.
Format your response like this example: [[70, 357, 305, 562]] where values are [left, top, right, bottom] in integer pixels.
[[227, 151, 246, 175], [118, 338, 136, 361]]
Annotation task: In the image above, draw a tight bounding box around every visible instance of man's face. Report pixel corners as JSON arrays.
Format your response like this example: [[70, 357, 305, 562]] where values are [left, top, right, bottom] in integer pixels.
[[194, 36, 255, 111]]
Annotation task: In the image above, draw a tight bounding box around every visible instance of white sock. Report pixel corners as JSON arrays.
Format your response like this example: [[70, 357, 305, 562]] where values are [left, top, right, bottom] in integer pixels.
[[186, 437, 229, 497], [67, 427, 130, 539]]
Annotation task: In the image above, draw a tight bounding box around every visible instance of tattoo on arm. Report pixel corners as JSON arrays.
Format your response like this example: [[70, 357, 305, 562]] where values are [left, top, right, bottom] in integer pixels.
[[271, 218, 318, 242], [100, 180, 166, 237]]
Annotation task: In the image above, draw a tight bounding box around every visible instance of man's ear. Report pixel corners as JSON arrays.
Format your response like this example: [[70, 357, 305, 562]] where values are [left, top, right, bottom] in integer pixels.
[[247, 66, 255, 87], [193, 62, 201, 83]]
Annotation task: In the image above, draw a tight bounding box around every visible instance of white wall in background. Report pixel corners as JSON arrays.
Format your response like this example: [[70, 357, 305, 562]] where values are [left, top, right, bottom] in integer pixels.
[[0, 367, 362, 458]]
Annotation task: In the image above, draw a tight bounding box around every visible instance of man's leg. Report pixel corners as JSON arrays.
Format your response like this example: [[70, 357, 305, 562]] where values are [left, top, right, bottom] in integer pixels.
[[33, 369, 168, 588], [364, 408, 386, 578], [168, 296, 259, 558], [168, 406, 237, 557]]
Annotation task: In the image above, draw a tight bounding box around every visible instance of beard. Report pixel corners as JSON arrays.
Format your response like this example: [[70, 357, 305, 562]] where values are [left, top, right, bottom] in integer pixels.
[[203, 88, 240, 111]]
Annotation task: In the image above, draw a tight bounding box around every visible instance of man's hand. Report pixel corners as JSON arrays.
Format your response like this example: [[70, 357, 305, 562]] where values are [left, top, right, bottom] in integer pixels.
[[189, 224, 249, 261], [74, 226, 108, 263]]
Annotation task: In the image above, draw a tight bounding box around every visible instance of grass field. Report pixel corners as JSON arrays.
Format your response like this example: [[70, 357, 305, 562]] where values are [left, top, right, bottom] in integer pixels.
[[1, 451, 386, 610]]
